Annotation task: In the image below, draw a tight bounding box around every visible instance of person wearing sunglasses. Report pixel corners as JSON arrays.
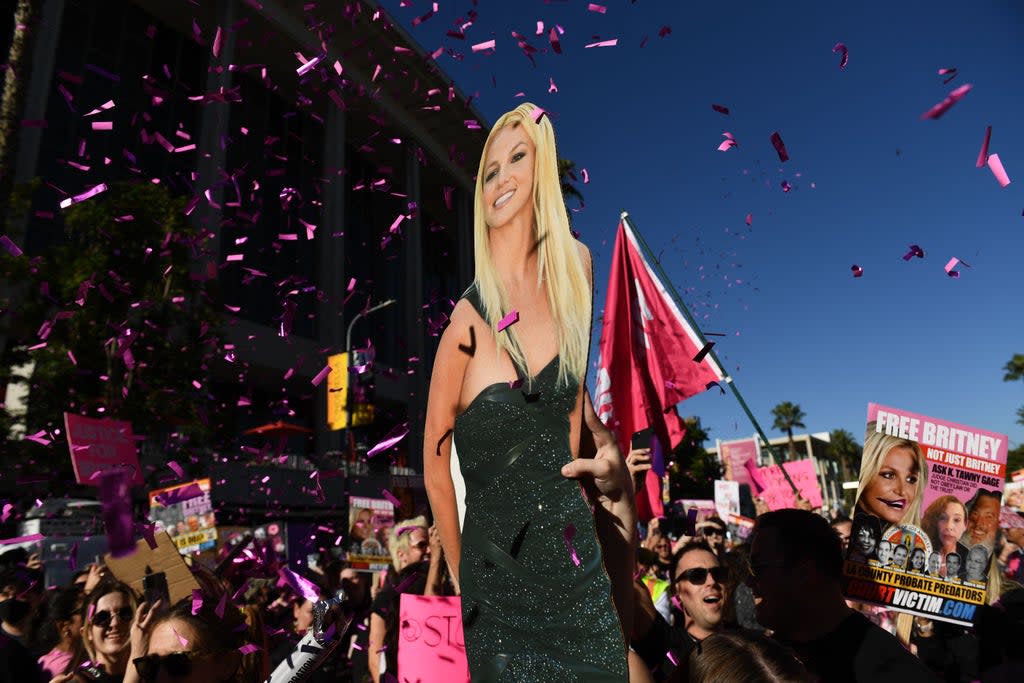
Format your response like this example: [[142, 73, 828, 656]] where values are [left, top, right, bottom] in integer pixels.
[[658, 541, 730, 679], [135, 598, 248, 683], [696, 518, 728, 558]]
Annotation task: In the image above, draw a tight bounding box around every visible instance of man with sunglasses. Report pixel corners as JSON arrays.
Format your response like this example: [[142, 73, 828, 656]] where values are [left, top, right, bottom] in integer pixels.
[[658, 540, 731, 680], [748, 510, 932, 682]]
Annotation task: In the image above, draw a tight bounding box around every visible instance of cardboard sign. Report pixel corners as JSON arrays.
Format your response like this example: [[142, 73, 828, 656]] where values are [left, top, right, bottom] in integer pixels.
[[64, 413, 143, 486], [752, 459, 823, 510], [148, 479, 217, 554], [346, 496, 394, 572], [104, 530, 200, 605], [842, 403, 1007, 626], [397, 595, 469, 682]]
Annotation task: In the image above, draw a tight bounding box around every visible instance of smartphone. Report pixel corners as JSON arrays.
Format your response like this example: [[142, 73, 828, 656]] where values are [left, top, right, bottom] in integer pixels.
[[631, 427, 654, 452], [142, 571, 170, 608]]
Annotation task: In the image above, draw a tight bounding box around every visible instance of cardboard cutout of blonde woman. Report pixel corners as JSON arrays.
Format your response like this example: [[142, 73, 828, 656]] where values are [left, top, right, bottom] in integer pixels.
[[842, 403, 1007, 626]]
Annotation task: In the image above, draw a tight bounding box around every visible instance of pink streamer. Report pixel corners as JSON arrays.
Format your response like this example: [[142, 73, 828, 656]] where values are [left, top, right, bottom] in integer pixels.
[[367, 423, 410, 459], [563, 524, 581, 567], [310, 364, 332, 387], [987, 153, 1011, 188], [920, 83, 972, 120], [497, 310, 519, 332], [832, 43, 849, 69], [976, 126, 992, 168]]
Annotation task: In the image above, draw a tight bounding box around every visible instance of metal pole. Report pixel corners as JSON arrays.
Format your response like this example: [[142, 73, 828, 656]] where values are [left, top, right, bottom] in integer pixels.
[[344, 299, 397, 431], [620, 212, 799, 495]]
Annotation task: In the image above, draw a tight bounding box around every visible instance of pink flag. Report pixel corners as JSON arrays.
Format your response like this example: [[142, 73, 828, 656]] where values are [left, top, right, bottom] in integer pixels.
[[595, 216, 726, 521]]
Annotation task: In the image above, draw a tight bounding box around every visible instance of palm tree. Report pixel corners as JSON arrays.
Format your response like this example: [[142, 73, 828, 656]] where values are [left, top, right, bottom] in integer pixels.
[[1004, 354, 1024, 425], [771, 401, 806, 461], [557, 158, 584, 208], [826, 429, 861, 483]]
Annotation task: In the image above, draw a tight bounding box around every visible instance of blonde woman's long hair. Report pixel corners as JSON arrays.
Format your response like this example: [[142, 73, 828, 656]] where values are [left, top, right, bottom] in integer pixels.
[[854, 422, 928, 528], [472, 103, 590, 388]]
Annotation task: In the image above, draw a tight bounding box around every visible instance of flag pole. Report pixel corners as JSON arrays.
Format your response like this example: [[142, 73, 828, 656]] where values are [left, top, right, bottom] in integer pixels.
[[620, 211, 799, 495]]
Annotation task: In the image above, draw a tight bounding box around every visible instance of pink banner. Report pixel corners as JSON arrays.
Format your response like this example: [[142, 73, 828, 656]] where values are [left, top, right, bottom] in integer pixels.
[[397, 595, 469, 682], [64, 413, 143, 487], [720, 437, 759, 487], [754, 459, 823, 510]]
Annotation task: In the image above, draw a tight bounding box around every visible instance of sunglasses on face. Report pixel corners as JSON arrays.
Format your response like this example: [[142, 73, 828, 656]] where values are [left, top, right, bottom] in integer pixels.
[[675, 566, 728, 586], [412, 541, 430, 551], [133, 652, 203, 682], [701, 528, 725, 538], [91, 606, 133, 628]]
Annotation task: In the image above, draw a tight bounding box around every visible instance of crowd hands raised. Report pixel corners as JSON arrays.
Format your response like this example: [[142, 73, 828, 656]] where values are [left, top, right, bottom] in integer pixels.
[[623, 447, 1024, 683], [0, 512, 456, 683]]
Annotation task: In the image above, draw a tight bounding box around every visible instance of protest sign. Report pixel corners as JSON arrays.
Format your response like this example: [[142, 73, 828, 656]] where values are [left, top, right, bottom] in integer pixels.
[[148, 479, 217, 554], [842, 403, 1007, 626], [64, 413, 143, 486], [714, 480, 740, 520], [397, 595, 469, 682], [104, 531, 200, 606], [718, 437, 759, 487], [751, 459, 823, 511], [345, 496, 395, 572]]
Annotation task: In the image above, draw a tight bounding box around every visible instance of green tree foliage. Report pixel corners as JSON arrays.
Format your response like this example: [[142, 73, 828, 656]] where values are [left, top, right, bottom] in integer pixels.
[[1005, 354, 1024, 427], [0, 182, 234, 486], [557, 158, 584, 212], [1007, 443, 1024, 482], [771, 401, 806, 461], [669, 417, 717, 500], [825, 428, 862, 482]]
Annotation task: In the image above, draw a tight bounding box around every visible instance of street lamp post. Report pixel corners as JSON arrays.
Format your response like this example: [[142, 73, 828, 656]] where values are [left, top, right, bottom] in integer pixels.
[[344, 299, 397, 432]]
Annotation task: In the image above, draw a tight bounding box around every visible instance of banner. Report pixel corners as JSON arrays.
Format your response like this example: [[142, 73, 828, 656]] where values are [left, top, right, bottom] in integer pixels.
[[595, 216, 726, 521], [345, 496, 395, 571], [751, 459, 823, 511], [397, 595, 469, 682], [718, 437, 759, 488], [714, 480, 740, 520], [64, 413, 143, 486], [842, 403, 1007, 626], [148, 479, 217, 554]]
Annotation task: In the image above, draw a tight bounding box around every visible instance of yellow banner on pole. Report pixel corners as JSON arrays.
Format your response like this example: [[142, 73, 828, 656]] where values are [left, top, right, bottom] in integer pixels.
[[327, 352, 348, 430]]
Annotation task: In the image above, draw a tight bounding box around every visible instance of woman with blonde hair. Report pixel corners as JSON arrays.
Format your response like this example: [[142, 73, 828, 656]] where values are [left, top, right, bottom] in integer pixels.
[[854, 423, 928, 529], [424, 102, 634, 680]]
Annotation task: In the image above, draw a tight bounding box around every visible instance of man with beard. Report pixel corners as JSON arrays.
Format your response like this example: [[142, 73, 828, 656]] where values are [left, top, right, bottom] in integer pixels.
[[747, 510, 932, 682]]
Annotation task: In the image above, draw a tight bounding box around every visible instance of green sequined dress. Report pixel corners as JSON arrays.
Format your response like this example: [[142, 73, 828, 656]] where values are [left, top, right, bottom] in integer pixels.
[[453, 287, 627, 682]]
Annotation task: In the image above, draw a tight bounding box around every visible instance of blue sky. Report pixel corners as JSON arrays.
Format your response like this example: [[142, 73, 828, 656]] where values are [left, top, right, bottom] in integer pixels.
[[381, 0, 1024, 453]]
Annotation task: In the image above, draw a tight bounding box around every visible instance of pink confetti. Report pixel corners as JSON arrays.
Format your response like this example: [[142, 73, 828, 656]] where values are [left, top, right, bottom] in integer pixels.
[[238, 644, 261, 655], [717, 132, 738, 152], [0, 235, 23, 257], [548, 77, 558, 94], [137, 522, 157, 550], [920, 83, 972, 120], [588, 4, 607, 13], [310, 364, 332, 386], [548, 28, 562, 54], [91, 121, 113, 130], [173, 626, 189, 648], [832, 42, 849, 69], [367, 423, 410, 459], [711, 104, 730, 115], [59, 183, 108, 209], [851, 264, 864, 278], [497, 310, 519, 332], [770, 131, 789, 162], [781, 180, 792, 193], [1, 504, 12, 523], [168, 460, 184, 478], [582, 169, 590, 184], [212, 27, 223, 58], [531, 107, 547, 123], [279, 566, 319, 602], [0, 533, 44, 545], [976, 126, 992, 168], [903, 244, 925, 261], [585, 39, 618, 48], [745, 213, 752, 226], [471, 39, 496, 53], [944, 257, 970, 278], [381, 488, 402, 508], [296, 52, 326, 76], [987, 153, 1011, 187], [191, 589, 203, 615], [98, 469, 135, 558], [23, 430, 51, 445], [563, 524, 581, 567], [83, 100, 114, 116], [938, 67, 958, 84]]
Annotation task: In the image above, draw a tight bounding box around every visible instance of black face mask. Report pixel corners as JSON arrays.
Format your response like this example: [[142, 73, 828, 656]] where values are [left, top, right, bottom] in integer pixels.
[[0, 598, 32, 625]]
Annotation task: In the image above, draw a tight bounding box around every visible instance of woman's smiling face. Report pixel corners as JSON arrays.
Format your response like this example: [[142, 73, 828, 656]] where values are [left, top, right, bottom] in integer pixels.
[[861, 446, 920, 525], [89, 591, 132, 658]]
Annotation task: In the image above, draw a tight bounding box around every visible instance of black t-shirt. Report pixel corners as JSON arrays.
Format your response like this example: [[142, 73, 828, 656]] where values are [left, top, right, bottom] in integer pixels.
[[369, 561, 432, 677], [779, 611, 936, 682], [0, 627, 45, 683]]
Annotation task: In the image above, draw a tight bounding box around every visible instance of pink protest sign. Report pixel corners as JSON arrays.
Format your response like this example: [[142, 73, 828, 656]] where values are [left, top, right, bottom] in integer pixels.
[[64, 413, 143, 487], [719, 437, 759, 487], [754, 459, 823, 510], [397, 595, 469, 682]]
